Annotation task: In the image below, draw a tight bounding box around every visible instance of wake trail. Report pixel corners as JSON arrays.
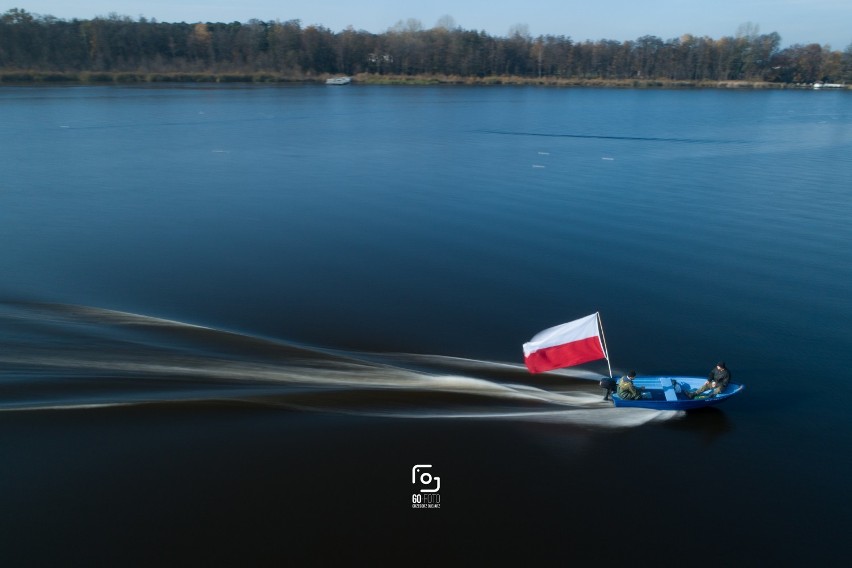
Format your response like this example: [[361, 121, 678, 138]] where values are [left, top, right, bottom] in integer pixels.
[[480, 129, 738, 144], [0, 301, 681, 427]]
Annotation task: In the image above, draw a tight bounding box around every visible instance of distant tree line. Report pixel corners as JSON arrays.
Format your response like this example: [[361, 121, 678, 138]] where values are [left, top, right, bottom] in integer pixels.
[[2, 8, 851, 84]]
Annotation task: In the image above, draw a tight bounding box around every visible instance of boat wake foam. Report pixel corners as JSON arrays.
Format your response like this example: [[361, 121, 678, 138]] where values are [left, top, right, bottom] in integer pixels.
[[0, 301, 679, 427]]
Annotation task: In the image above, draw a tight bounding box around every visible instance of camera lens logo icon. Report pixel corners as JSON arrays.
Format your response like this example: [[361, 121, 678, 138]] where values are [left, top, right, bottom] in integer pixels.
[[412, 464, 441, 493]]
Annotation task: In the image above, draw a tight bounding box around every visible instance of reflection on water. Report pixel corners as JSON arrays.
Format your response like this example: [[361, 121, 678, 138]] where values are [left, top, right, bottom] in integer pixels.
[[661, 406, 733, 445]]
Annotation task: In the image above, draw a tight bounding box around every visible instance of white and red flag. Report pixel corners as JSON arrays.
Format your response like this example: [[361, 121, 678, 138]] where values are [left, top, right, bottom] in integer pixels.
[[523, 313, 609, 374]]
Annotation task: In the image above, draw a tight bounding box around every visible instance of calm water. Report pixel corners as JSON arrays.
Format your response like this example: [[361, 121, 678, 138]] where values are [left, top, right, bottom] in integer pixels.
[[1, 84, 850, 565]]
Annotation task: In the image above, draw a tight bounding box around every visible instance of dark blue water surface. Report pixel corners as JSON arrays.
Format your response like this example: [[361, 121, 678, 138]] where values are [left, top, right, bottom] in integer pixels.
[[1, 84, 850, 565]]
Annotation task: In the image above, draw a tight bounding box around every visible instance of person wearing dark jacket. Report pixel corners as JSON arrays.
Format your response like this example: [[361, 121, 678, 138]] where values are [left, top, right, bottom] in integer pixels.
[[689, 362, 731, 398]]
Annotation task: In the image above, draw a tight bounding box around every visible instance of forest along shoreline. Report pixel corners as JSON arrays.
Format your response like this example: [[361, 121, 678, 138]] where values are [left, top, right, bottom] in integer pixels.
[[2, 8, 850, 89], [0, 72, 846, 89]]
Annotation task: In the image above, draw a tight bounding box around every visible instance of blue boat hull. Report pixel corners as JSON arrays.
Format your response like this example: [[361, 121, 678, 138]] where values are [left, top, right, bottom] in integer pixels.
[[611, 376, 744, 410]]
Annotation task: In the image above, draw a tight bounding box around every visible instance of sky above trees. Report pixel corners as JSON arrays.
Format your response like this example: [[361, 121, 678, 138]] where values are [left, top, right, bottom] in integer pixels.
[[16, 0, 852, 49]]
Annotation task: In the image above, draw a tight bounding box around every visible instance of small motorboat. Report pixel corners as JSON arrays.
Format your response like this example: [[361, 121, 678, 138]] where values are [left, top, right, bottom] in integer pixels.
[[522, 312, 745, 411], [609, 376, 744, 410]]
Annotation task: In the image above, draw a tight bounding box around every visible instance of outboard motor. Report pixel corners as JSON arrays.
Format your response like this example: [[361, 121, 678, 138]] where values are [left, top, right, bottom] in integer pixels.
[[600, 377, 617, 401]]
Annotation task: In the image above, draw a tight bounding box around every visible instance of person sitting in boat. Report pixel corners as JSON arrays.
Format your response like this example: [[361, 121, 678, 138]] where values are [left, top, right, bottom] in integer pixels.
[[617, 370, 645, 400], [688, 362, 730, 399]]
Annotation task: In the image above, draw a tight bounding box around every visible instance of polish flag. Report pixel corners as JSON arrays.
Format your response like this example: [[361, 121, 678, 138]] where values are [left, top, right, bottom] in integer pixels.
[[523, 313, 606, 374]]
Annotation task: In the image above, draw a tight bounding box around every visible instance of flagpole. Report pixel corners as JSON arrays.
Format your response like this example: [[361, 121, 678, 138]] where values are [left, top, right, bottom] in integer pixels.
[[597, 312, 613, 378]]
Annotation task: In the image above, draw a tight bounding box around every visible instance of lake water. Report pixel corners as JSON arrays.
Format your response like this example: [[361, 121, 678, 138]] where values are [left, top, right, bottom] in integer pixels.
[[1, 84, 850, 565]]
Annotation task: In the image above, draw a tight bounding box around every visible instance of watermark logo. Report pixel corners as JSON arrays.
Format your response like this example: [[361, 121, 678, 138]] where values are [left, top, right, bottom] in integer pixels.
[[411, 464, 441, 509]]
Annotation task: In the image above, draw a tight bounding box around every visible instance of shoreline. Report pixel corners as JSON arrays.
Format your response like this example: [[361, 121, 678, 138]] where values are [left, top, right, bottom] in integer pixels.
[[1, 71, 847, 90]]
